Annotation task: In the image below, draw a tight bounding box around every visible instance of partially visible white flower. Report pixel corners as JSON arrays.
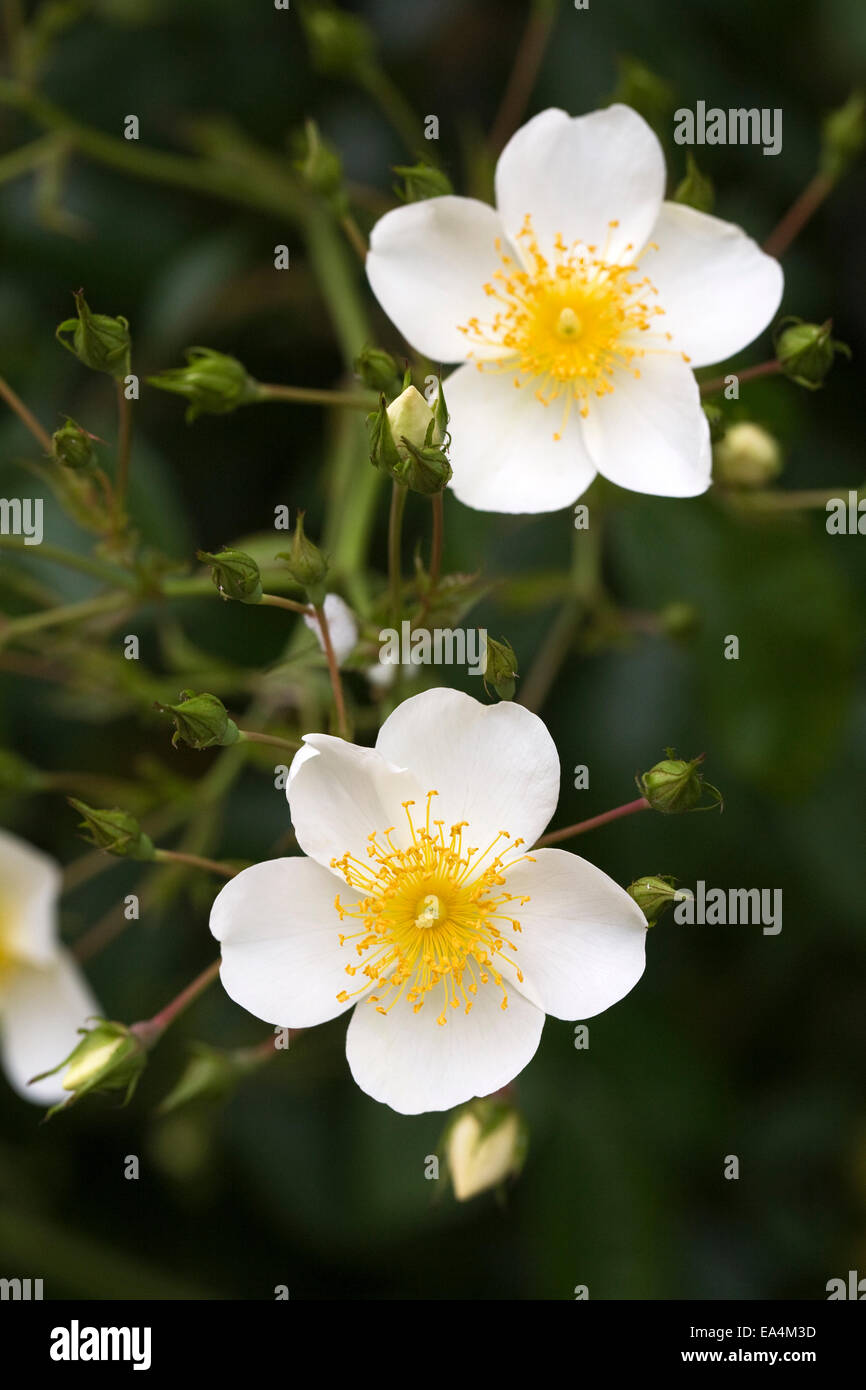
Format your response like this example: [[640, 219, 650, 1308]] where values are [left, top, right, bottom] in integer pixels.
[[210, 688, 647, 1115], [303, 593, 358, 666], [365, 659, 421, 695], [366, 104, 784, 514], [0, 829, 99, 1105]]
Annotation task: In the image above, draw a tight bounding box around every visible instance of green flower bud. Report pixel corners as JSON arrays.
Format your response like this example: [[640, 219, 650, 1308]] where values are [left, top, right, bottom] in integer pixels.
[[658, 601, 701, 643], [396, 434, 453, 495], [0, 749, 45, 794], [368, 384, 452, 494], [714, 422, 783, 488], [69, 799, 155, 859], [51, 418, 100, 472], [774, 318, 851, 391], [627, 874, 682, 926], [702, 401, 725, 443], [608, 55, 674, 139], [275, 512, 329, 604], [300, 2, 376, 78], [155, 691, 241, 751], [56, 290, 131, 380], [354, 344, 403, 400], [637, 751, 723, 814], [148, 347, 258, 422], [673, 154, 714, 214], [393, 161, 454, 203], [482, 635, 519, 701], [294, 118, 346, 205], [820, 90, 865, 183], [158, 1041, 268, 1115], [31, 1018, 147, 1117], [445, 1100, 527, 1202], [197, 548, 263, 605]]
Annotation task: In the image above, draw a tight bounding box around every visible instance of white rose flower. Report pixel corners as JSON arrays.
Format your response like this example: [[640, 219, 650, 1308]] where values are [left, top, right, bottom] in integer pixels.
[[210, 689, 647, 1114], [0, 829, 99, 1105], [303, 593, 358, 666], [366, 105, 784, 514]]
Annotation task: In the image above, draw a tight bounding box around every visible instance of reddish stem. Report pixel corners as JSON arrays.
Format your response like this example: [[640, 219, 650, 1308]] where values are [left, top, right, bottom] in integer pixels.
[[533, 797, 650, 849]]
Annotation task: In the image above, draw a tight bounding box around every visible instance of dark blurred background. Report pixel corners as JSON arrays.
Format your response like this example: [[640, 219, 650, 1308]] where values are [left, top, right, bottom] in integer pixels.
[[0, 0, 864, 1300]]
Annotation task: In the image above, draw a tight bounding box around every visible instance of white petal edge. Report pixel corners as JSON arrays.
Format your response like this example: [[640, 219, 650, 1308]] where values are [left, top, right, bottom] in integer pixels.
[[346, 977, 545, 1114], [1, 951, 100, 1106], [644, 202, 784, 368], [495, 105, 666, 267], [580, 351, 712, 497], [445, 361, 597, 514], [210, 856, 361, 1028], [505, 849, 647, 1020], [0, 827, 62, 968], [287, 735, 423, 874], [366, 196, 509, 363], [375, 688, 561, 851]]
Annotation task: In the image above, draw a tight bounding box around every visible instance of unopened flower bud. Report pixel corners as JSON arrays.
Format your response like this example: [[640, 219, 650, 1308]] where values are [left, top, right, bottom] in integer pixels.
[[673, 154, 714, 214], [370, 385, 452, 494], [69, 799, 155, 860], [393, 161, 454, 203], [156, 691, 240, 751], [294, 118, 345, 203], [638, 751, 723, 814], [627, 874, 682, 926], [51, 418, 100, 472], [32, 1019, 147, 1116], [276, 512, 329, 605], [197, 548, 263, 605], [775, 318, 850, 391], [714, 422, 782, 488], [354, 344, 403, 400], [148, 347, 257, 422], [158, 1041, 267, 1114], [56, 290, 131, 380], [0, 749, 45, 794], [300, 3, 376, 78], [445, 1100, 527, 1201], [820, 90, 865, 183], [482, 636, 519, 700]]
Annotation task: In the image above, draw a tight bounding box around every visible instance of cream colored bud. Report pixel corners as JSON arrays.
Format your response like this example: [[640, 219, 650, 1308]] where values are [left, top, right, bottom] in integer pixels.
[[447, 1107, 523, 1201], [386, 386, 441, 460], [714, 422, 782, 488]]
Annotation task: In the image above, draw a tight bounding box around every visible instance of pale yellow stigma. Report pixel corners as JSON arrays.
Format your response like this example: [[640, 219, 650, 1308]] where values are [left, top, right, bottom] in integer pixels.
[[331, 791, 534, 1026], [556, 306, 582, 338], [458, 214, 687, 438], [414, 893, 444, 929]]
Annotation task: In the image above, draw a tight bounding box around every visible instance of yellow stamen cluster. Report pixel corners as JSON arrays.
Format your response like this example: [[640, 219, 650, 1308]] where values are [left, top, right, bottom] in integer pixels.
[[458, 215, 687, 437], [331, 791, 533, 1026]]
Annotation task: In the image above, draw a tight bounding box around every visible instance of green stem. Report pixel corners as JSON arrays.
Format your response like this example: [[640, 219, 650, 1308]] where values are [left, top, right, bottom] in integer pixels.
[[0, 372, 52, 452], [0, 535, 136, 586], [520, 516, 602, 713], [115, 380, 132, 514], [132, 959, 222, 1048], [256, 383, 373, 410], [388, 481, 408, 625], [358, 63, 427, 157], [239, 729, 302, 754], [0, 590, 130, 646], [260, 592, 313, 615], [153, 848, 238, 879]]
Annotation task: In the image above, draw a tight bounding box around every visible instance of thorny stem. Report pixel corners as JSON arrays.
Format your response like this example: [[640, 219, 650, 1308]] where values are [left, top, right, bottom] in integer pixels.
[[533, 797, 650, 849], [763, 172, 834, 260]]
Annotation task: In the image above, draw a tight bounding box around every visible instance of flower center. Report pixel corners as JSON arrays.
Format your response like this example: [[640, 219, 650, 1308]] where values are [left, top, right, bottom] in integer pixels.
[[331, 791, 533, 1026], [458, 214, 686, 437]]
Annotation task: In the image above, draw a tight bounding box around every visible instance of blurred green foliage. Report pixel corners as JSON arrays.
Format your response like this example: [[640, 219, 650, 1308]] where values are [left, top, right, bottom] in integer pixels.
[[1, 0, 865, 1300]]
